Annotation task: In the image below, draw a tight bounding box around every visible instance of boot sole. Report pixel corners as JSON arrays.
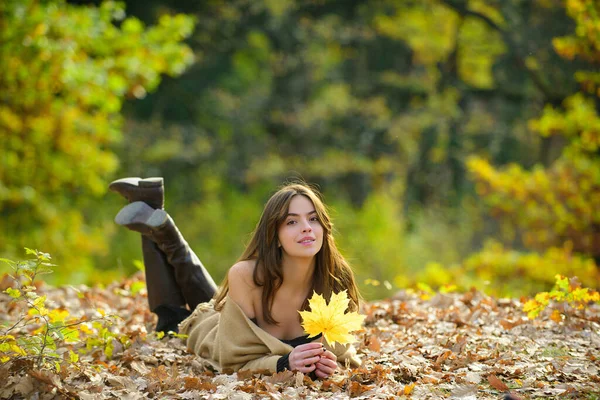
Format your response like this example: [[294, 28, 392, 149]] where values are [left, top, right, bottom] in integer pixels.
[[115, 202, 168, 232], [109, 177, 163, 189]]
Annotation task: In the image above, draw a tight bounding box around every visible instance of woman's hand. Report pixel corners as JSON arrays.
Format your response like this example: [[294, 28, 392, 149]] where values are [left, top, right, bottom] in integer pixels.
[[314, 349, 337, 379], [288, 343, 325, 374]]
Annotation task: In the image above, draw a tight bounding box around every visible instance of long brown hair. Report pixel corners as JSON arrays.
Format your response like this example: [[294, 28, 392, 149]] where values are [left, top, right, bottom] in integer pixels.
[[214, 182, 360, 324]]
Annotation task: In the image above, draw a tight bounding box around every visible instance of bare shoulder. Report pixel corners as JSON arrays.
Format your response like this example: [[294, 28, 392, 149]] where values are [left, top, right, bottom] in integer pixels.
[[228, 260, 258, 288], [227, 260, 259, 318]]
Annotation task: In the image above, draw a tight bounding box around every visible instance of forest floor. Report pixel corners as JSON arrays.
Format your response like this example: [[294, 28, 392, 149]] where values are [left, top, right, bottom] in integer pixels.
[[1, 272, 599, 400]]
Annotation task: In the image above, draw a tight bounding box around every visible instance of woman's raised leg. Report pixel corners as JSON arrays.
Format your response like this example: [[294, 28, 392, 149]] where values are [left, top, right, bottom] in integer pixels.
[[110, 177, 188, 310], [110, 177, 199, 332], [114, 201, 218, 311]]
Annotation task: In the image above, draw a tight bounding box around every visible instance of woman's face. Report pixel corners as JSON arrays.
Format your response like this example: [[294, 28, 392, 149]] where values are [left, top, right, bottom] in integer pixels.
[[277, 195, 324, 259]]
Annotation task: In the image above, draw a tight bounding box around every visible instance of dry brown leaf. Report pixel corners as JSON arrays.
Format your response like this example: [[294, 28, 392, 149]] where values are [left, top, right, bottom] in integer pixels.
[[146, 365, 169, 382], [183, 376, 217, 392], [499, 319, 525, 330], [460, 289, 475, 306], [367, 335, 381, 352], [348, 381, 373, 396], [434, 350, 453, 367], [294, 371, 304, 387], [2, 280, 599, 400], [321, 379, 343, 392], [487, 374, 509, 391], [450, 384, 478, 398], [13, 375, 35, 397], [264, 370, 294, 384], [237, 369, 271, 380], [421, 375, 440, 384], [29, 369, 63, 389], [451, 335, 467, 354], [130, 360, 150, 375]]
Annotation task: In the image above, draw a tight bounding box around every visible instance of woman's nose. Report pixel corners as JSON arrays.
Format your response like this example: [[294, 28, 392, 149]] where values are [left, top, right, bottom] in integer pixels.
[[302, 220, 312, 232]]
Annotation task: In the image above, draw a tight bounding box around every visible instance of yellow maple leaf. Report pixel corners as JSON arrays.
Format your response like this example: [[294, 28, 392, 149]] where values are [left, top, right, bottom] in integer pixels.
[[299, 290, 365, 346]]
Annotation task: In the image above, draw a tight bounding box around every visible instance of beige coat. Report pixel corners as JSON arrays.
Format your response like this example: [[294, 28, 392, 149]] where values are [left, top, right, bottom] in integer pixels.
[[179, 296, 362, 373]]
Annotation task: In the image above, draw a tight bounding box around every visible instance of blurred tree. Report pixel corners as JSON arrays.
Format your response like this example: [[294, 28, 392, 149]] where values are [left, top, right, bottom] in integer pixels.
[[100, 0, 588, 288], [0, 0, 194, 280], [467, 0, 600, 265], [5, 0, 593, 290], [112, 0, 577, 210]]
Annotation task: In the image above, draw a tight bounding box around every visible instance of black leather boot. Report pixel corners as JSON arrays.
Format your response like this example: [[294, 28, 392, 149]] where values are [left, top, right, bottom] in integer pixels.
[[109, 177, 186, 328], [115, 202, 218, 310], [141, 238, 187, 314]]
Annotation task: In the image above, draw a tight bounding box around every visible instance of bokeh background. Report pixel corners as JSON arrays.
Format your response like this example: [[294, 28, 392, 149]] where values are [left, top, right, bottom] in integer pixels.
[[1, 0, 599, 300]]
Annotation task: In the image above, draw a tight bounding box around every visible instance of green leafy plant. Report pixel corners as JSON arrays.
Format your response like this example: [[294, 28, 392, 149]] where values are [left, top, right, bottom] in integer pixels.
[[0, 248, 121, 371], [0, 0, 195, 280], [523, 274, 600, 321]]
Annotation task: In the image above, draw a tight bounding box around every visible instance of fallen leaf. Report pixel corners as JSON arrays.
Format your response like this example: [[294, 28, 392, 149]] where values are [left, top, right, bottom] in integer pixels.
[[465, 371, 482, 384], [348, 381, 373, 396], [130, 360, 150, 375], [367, 335, 381, 352], [550, 310, 563, 323], [450, 384, 478, 398], [264, 370, 294, 384], [499, 319, 525, 330], [13, 375, 34, 397], [403, 382, 416, 395], [237, 369, 271, 380], [294, 371, 304, 387], [183, 376, 217, 392], [488, 374, 509, 391]]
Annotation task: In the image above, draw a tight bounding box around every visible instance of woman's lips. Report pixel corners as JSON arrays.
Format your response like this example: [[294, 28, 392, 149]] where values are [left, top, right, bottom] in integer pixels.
[[298, 238, 315, 246]]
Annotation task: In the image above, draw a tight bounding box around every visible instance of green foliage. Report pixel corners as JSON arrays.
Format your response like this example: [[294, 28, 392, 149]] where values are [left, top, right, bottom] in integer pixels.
[[0, 0, 195, 279], [393, 239, 599, 298], [0, 249, 121, 370], [401, 240, 599, 297], [334, 190, 405, 299], [465, 241, 599, 295], [467, 93, 600, 256], [552, 0, 600, 96], [523, 274, 600, 320], [122, 0, 568, 212], [466, 0, 600, 262]]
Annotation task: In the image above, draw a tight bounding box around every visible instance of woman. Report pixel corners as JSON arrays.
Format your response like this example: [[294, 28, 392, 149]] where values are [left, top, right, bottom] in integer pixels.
[[110, 177, 362, 378]]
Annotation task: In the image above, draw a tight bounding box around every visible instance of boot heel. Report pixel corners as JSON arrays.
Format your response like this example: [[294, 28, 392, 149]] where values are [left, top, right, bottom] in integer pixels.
[[115, 202, 168, 233], [109, 177, 165, 209]]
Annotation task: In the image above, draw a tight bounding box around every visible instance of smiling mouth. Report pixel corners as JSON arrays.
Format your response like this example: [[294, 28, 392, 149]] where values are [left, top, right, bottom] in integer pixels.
[[299, 239, 315, 244]]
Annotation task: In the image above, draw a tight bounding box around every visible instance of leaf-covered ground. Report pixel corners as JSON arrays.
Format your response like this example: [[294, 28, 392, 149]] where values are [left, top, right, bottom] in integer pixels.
[[1, 273, 599, 399]]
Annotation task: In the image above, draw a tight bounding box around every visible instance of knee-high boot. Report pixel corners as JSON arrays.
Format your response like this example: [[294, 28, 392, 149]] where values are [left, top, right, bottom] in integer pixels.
[[109, 177, 187, 313], [115, 201, 218, 311], [143, 237, 191, 333], [141, 237, 187, 312]]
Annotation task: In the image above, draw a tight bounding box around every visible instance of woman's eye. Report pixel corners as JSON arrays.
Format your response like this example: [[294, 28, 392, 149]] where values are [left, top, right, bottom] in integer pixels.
[[287, 220, 296, 225], [310, 216, 319, 222]]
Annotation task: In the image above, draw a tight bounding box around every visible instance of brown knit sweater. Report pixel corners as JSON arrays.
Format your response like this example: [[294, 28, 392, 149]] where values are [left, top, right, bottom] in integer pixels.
[[178, 296, 362, 373]]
